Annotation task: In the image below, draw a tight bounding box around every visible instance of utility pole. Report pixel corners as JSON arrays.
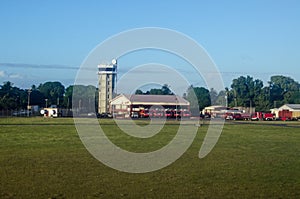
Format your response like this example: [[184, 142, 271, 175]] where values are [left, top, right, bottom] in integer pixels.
[[250, 99, 252, 115], [225, 91, 228, 107], [174, 96, 178, 120], [234, 89, 237, 107], [57, 97, 59, 107], [27, 89, 32, 117]]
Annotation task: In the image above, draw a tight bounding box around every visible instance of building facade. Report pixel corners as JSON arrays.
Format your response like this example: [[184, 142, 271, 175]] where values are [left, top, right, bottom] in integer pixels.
[[271, 104, 300, 119], [110, 94, 190, 118]]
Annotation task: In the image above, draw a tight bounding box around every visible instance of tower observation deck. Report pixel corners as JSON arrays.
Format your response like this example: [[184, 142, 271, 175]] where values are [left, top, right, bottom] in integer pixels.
[[98, 59, 117, 114]]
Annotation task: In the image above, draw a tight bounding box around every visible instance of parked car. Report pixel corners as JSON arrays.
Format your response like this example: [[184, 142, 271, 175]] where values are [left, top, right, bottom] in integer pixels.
[[12, 110, 31, 116], [150, 110, 164, 118], [173, 111, 181, 119], [87, 112, 96, 117], [130, 112, 139, 118], [140, 109, 150, 118], [181, 111, 191, 118], [225, 113, 243, 120], [165, 110, 173, 118], [97, 113, 112, 118], [225, 113, 233, 120], [241, 113, 251, 120]]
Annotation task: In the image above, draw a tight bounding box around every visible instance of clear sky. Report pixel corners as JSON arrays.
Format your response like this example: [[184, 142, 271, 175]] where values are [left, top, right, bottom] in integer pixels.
[[0, 0, 299, 93]]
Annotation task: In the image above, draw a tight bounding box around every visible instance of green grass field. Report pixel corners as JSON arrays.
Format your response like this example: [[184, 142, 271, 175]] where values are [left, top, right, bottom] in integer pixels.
[[0, 118, 299, 198]]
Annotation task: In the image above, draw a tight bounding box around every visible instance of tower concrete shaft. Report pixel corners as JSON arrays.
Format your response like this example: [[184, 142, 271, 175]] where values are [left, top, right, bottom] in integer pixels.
[[98, 60, 117, 113]]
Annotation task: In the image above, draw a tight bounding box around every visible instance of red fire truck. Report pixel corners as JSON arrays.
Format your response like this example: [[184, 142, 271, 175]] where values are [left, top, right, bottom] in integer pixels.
[[251, 112, 275, 121]]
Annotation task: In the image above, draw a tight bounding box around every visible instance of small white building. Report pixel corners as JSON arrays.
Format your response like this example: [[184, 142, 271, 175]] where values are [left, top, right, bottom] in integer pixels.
[[271, 104, 300, 119]]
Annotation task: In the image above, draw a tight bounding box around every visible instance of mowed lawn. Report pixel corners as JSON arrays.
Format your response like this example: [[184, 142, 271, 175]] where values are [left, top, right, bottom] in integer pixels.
[[0, 118, 299, 198]]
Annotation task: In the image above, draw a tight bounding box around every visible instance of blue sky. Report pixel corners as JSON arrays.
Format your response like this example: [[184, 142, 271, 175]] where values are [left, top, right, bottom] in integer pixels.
[[0, 0, 299, 93]]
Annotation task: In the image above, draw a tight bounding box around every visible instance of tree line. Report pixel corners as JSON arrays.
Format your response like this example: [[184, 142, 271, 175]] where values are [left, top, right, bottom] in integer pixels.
[[0, 81, 98, 111], [186, 75, 300, 114], [135, 84, 174, 95], [1, 75, 299, 113]]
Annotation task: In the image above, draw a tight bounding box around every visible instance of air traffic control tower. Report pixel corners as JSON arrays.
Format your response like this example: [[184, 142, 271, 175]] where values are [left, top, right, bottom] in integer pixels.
[[98, 59, 117, 114]]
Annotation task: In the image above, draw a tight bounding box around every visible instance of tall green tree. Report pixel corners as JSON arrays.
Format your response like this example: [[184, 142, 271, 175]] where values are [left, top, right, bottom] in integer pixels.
[[186, 86, 211, 115], [161, 84, 173, 95], [71, 85, 98, 112], [0, 81, 27, 110], [149, 88, 163, 95], [135, 89, 143, 95], [269, 75, 300, 106], [215, 89, 228, 106], [63, 85, 73, 109], [209, 88, 218, 105], [38, 81, 65, 107], [231, 76, 263, 108], [289, 91, 300, 104], [134, 84, 174, 95], [30, 84, 45, 107]]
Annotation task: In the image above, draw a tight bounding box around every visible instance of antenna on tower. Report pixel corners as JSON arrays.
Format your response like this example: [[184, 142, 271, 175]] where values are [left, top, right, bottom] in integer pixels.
[[111, 59, 117, 65]]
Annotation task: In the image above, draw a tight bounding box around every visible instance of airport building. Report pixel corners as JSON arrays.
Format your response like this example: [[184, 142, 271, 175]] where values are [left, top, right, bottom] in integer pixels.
[[110, 94, 190, 118]]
